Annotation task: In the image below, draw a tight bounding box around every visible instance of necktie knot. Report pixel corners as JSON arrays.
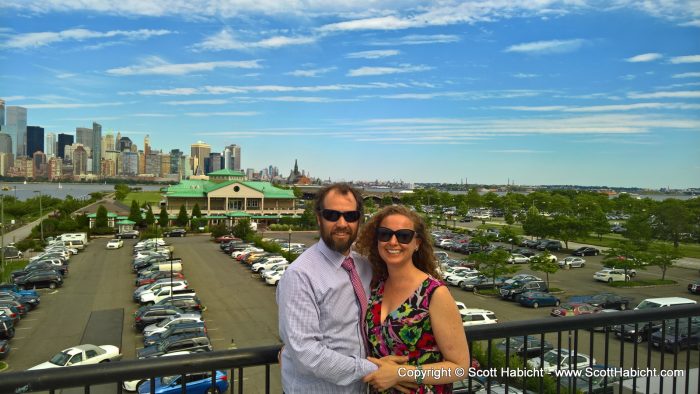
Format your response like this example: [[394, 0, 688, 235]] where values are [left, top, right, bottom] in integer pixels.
[[341, 257, 355, 271]]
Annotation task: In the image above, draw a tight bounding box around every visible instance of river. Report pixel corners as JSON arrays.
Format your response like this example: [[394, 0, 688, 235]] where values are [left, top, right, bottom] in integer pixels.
[[0, 182, 164, 201]]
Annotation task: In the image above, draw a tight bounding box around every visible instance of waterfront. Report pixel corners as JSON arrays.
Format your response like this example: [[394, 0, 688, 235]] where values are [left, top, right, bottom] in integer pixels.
[[0, 182, 164, 201]]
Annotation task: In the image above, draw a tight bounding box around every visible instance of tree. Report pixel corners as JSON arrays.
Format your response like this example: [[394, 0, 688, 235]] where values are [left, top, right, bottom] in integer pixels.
[[469, 249, 518, 285], [522, 206, 549, 239], [528, 252, 559, 288], [602, 242, 644, 281], [654, 199, 691, 248], [588, 208, 610, 240], [158, 206, 169, 228], [299, 205, 317, 230], [551, 215, 588, 249], [465, 188, 481, 211], [145, 205, 155, 227], [128, 200, 142, 227], [113, 184, 130, 200], [175, 205, 189, 227], [233, 218, 255, 240], [95, 205, 109, 229], [645, 243, 680, 281], [499, 226, 521, 251], [625, 213, 653, 250], [365, 198, 377, 214], [190, 203, 203, 230], [381, 195, 393, 207]]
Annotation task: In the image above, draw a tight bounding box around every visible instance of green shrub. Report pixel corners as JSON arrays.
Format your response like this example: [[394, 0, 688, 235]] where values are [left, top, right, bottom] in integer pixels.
[[15, 239, 37, 252]]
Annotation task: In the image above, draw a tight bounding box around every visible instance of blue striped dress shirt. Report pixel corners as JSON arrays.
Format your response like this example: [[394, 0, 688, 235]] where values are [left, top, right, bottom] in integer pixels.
[[277, 238, 377, 393]]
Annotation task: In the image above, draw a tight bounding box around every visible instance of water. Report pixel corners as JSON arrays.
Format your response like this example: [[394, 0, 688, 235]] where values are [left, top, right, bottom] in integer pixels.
[[0, 182, 164, 201]]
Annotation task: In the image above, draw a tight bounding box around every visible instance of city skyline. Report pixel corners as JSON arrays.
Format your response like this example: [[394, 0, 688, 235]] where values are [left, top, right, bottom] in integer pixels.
[[1, 1, 699, 188]]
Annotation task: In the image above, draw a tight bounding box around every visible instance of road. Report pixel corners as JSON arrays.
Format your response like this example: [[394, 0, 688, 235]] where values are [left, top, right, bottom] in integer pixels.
[[2, 231, 698, 393]]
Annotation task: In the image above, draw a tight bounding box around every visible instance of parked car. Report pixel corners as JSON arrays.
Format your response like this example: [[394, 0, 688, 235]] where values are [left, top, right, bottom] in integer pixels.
[[0, 313, 15, 339], [537, 240, 562, 251], [28, 344, 122, 369], [614, 316, 700, 344], [215, 234, 239, 243], [495, 335, 554, 358], [688, 280, 700, 294], [528, 349, 596, 374], [572, 247, 600, 256], [559, 256, 586, 269], [593, 269, 634, 283], [0, 283, 39, 298], [1, 246, 23, 259], [143, 314, 205, 337], [460, 308, 498, 327], [445, 270, 482, 287], [137, 332, 212, 359], [137, 370, 229, 394], [459, 275, 506, 293], [106, 239, 124, 249], [513, 247, 537, 257], [649, 321, 700, 353], [586, 293, 633, 310], [143, 322, 207, 347], [155, 295, 205, 313], [500, 280, 548, 300], [134, 305, 186, 331], [507, 254, 530, 264], [518, 291, 560, 308], [13, 270, 64, 290], [550, 303, 600, 317], [164, 228, 187, 237], [117, 229, 140, 239]]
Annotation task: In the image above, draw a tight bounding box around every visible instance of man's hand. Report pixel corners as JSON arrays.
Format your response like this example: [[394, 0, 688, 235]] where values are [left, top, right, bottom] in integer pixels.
[[363, 356, 419, 393]]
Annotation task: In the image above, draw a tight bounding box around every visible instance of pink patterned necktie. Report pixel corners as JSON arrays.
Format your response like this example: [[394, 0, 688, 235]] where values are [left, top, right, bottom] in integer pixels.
[[342, 256, 369, 344]]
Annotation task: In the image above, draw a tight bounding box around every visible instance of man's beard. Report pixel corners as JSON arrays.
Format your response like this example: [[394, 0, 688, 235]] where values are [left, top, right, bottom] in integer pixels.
[[320, 224, 358, 254]]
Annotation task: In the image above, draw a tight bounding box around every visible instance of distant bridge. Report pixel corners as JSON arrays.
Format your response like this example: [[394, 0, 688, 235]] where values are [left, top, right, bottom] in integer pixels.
[[295, 185, 406, 204]]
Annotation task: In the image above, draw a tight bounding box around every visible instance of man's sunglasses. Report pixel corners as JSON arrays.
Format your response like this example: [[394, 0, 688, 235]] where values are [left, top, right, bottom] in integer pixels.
[[376, 227, 416, 244], [320, 209, 361, 223]]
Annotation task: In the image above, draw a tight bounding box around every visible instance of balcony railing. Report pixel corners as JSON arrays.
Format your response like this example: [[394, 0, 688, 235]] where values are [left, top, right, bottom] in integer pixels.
[[1, 305, 698, 393]]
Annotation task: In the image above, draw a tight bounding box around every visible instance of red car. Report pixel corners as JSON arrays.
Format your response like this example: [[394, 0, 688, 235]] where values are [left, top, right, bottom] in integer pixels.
[[136, 272, 185, 287], [550, 303, 600, 317], [215, 235, 240, 243]]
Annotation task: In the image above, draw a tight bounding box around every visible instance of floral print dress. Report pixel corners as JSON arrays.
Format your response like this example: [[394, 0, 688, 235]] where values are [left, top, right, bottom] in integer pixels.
[[365, 276, 451, 394]]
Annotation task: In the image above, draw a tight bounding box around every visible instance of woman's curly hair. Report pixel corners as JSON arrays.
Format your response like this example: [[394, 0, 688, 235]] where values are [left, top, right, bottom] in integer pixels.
[[356, 205, 439, 281]]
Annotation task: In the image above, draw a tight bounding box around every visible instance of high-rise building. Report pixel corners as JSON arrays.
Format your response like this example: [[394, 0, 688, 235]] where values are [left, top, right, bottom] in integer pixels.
[[160, 153, 171, 177], [190, 140, 211, 176], [170, 149, 183, 175], [57, 133, 74, 159], [48, 156, 62, 180], [92, 122, 102, 175], [45, 132, 56, 157], [0, 133, 12, 154], [118, 136, 132, 152], [145, 152, 161, 175], [0, 98, 5, 127], [32, 151, 47, 178], [121, 151, 139, 175], [76, 127, 93, 149], [103, 132, 114, 157], [73, 145, 88, 175], [26, 126, 44, 156], [225, 144, 241, 170], [208, 152, 222, 173], [144, 134, 151, 156], [6, 106, 27, 157]]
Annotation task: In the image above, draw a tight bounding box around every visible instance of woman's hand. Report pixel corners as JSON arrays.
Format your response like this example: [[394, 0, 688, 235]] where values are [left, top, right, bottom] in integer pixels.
[[363, 356, 409, 392]]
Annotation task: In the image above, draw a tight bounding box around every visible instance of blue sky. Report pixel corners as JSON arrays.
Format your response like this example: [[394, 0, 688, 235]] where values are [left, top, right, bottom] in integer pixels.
[[1, 1, 699, 188]]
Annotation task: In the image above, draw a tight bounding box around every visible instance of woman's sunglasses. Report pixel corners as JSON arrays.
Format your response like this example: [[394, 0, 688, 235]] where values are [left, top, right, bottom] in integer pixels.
[[320, 209, 361, 222], [376, 227, 416, 244]]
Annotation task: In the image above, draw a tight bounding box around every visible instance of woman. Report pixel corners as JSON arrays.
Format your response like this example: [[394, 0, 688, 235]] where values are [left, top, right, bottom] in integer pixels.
[[356, 205, 469, 393]]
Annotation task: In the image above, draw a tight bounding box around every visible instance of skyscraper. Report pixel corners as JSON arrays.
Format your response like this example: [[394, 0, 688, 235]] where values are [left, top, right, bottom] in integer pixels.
[[76, 127, 93, 147], [190, 140, 211, 176], [45, 132, 56, 157], [92, 122, 102, 175], [57, 133, 74, 159], [0, 98, 5, 127], [26, 125, 44, 156], [103, 132, 114, 157], [170, 149, 183, 175], [230, 144, 241, 170], [0, 133, 12, 154], [6, 106, 27, 157], [119, 136, 132, 152], [144, 134, 151, 156], [208, 152, 222, 173]]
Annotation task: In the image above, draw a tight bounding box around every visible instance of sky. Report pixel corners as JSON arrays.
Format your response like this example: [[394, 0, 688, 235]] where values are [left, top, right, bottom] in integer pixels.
[[0, 1, 699, 189]]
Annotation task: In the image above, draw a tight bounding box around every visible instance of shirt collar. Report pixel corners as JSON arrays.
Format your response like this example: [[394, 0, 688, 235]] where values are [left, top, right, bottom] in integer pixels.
[[318, 238, 356, 269]]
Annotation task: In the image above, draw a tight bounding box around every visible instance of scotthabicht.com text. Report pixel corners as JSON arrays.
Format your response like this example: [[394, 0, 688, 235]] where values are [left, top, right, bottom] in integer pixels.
[[469, 367, 685, 379]]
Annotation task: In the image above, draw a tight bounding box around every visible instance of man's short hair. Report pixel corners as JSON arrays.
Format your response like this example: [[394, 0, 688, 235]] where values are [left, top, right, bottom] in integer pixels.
[[313, 183, 364, 216]]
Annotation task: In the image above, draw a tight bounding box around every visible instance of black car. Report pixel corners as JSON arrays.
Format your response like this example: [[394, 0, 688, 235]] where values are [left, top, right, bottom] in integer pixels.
[[155, 295, 205, 313], [495, 335, 554, 358], [136, 332, 212, 359], [513, 247, 537, 257], [586, 293, 633, 310], [134, 305, 185, 331], [459, 275, 506, 293], [614, 316, 700, 344], [649, 322, 700, 353], [13, 270, 63, 290], [165, 228, 187, 237], [0, 313, 15, 339], [0, 291, 39, 310], [688, 280, 700, 294], [572, 246, 601, 256], [11, 262, 64, 281], [143, 321, 207, 347], [117, 230, 140, 239]]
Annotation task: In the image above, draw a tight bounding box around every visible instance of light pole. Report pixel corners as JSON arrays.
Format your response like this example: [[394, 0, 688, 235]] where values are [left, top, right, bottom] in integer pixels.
[[288, 228, 292, 255], [33, 191, 44, 243], [1, 195, 4, 278]]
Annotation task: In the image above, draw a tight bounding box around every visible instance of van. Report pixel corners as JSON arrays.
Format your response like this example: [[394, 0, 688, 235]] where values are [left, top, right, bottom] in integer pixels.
[[64, 239, 85, 250], [157, 262, 183, 273], [57, 233, 88, 245], [634, 297, 696, 310]]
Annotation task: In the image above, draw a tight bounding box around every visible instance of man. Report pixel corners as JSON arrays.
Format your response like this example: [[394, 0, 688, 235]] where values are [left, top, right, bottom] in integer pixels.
[[277, 183, 407, 393]]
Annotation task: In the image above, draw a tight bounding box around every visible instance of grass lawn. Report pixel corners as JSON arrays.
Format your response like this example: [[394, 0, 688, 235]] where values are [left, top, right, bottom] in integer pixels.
[[0, 260, 29, 283], [610, 279, 678, 288], [122, 191, 164, 208]]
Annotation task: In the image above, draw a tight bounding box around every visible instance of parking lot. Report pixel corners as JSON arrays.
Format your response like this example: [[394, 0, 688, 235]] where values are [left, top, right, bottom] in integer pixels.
[[2, 231, 699, 392]]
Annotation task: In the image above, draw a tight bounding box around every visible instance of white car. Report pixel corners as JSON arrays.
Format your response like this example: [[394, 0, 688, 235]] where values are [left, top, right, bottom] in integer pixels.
[[445, 270, 481, 286], [560, 256, 585, 268], [28, 344, 122, 370], [142, 314, 205, 337], [461, 308, 498, 327], [528, 349, 596, 374], [265, 267, 288, 285], [507, 254, 530, 264], [504, 274, 542, 285], [593, 268, 635, 283], [106, 239, 124, 249]]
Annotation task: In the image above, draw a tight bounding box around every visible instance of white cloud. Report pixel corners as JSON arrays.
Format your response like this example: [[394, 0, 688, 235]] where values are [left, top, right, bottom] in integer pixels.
[[500, 102, 700, 112], [263, 96, 355, 103], [193, 28, 316, 51], [320, 16, 417, 32], [2, 95, 27, 101], [512, 73, 539, 78], [106, 57, 262, 76], [680, 20, 700, 27], [370, 34, 460, 46], [2, 28, 172, 49], [346, 49, 399, 59], [488, 149, 552, 154], [185, 111, 260, 117], [126, 82, 411, 96], [628, 90, 700, 99], [504, 39, 587, 54], [673, 72, 700, 78], [625, 53, 663, 62], [347, 64, 432, 77], [285, 67, 336, 77], [16, 101, 124, 109], [164, 99, 230, 105], [669, 54, 700, 64]]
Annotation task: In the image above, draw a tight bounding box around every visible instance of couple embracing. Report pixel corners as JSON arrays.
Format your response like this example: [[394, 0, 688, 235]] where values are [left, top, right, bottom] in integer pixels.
[[277, 183, 470, 394]]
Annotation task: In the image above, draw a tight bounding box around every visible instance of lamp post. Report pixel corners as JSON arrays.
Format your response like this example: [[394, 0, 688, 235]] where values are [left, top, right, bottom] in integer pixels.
[[33, 191, 44, 243], [1, 195, 4, 278], [288, 228, 292, 255]]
